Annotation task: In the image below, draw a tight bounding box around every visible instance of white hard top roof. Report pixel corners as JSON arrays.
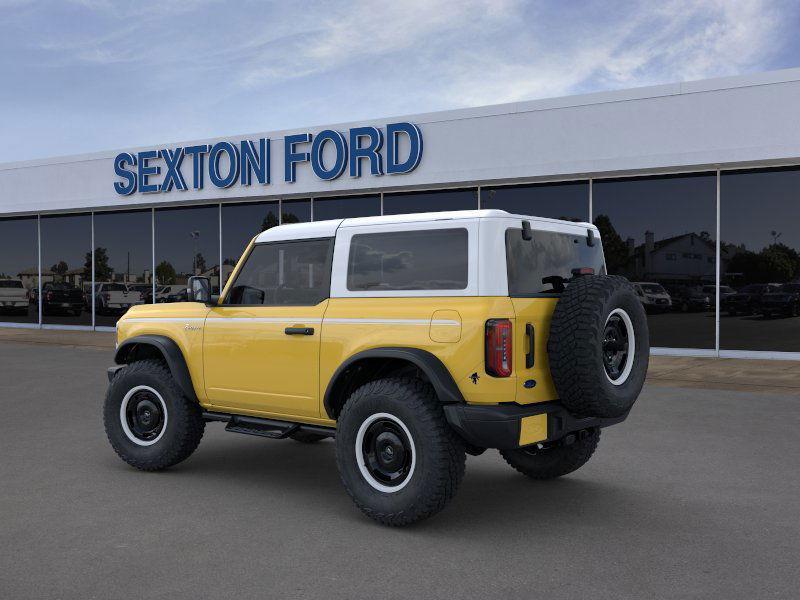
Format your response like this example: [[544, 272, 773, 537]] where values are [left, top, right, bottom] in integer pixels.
[[253, 209, 595, 243]]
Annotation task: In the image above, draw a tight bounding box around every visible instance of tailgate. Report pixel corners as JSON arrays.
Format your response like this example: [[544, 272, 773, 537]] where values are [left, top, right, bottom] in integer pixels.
[[510, 297, 558, 404]]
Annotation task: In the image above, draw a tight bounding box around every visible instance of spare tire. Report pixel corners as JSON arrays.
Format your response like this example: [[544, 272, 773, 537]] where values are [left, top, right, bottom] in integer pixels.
[[547, 275, 649, 418]]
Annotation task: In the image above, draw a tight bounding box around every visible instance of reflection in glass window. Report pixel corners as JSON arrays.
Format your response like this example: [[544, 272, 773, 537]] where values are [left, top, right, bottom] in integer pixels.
[[221, 201, 279, 286], [226, 239, 333, 306], [93, 210, 153, 327], [155, 206, 219, 301], [0, 217, 38, 324], [313, 195, 381, 221], [282, 199, 311, 224], [40, 214, 92, 325], [347, 229, 468, 291], [481, 181, 589, 221], [383, 189, 477, 215], [721, 168, 800, 352], [593, 174, 717, 349], [505, 228, 605, 295]]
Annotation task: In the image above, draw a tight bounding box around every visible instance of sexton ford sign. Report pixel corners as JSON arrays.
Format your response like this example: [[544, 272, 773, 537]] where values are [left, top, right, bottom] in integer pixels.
[[112, 122, 423, 196]]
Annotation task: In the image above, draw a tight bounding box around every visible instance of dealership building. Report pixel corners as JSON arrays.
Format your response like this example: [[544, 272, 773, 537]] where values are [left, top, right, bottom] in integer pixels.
[[1, 68, 800, 359]]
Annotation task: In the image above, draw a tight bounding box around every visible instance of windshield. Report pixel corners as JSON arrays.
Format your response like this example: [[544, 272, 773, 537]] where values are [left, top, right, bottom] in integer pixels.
[[505, 228, 605, 295], [0, 280, 23, 288], [641, 284, 665, 294]]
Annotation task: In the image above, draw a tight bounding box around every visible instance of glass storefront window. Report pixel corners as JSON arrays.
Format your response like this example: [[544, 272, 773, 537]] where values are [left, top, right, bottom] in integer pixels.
[[383, 189, 478, 215], [481, 181, 589, 221], [40, 214, 92, 325], [593, 173, 717, 349], [221, 201, 279, 286], [313, 195, 381, 221], [93, 210, 153, 327], [0, 217, 39, 324], [721, 168, 800, 352], [155, 205, 220, 301], [281, 199, 311, 224]]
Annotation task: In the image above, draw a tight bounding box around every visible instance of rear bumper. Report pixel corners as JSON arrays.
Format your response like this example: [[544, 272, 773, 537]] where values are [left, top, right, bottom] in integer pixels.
[[443, 401, 627, 450]]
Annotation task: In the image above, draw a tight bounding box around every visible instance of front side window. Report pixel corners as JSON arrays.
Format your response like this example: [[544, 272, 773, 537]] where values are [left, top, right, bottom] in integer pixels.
[[347, 228, 468, 291], [506, 228, 606, 296], [225, 238, 333, 306]]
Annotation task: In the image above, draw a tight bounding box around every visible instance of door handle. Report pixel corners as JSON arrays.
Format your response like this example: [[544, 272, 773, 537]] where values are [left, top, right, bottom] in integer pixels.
[[525, 323, 535, 369], [285, 326, 314, 336]]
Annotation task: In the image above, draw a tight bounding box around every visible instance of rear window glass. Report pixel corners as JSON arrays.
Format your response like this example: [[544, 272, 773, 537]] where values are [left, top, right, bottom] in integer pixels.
[[505, 228, 605, 295], [0, 280, 23, 288], [347, 229, 468, 291]]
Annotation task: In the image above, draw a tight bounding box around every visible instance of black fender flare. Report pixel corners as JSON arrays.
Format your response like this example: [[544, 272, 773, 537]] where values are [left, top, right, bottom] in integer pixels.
[[323, 347, 464, 419], [114, 334, 198, 402]]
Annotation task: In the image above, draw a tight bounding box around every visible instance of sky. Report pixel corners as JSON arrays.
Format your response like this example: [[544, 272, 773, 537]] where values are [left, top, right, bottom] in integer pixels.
[[1, 0, 799, 163]]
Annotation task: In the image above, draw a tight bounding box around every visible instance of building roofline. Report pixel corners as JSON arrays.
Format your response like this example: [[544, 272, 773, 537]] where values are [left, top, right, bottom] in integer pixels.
[[3, 67, 800, 171]]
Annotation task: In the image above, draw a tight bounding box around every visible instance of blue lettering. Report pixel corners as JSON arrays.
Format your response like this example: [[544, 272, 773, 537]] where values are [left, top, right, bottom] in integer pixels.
[[159, 147, 187, 192], [208, 142, 240, 188], [349, 127, 384, 177], [240, 138, 269, 186], [311, 130, 347, 181], [113, 152, 137, 195], [137, 150, 161, 193], [183, 145, 210, 190], [284, 133, 311, 183], [386, 122, 423, 175]]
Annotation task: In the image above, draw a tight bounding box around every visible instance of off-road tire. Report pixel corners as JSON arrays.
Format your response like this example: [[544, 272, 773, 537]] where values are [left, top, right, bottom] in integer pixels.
[[104, 359, 205, 471], [289, 430, 329, 443], [335, 377, 466, 526], [547, 275, 649, 418], [500, 429, 600, 479]]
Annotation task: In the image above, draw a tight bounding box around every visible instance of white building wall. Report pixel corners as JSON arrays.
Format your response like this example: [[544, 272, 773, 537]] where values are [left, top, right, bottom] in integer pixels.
[[2, 68, 800, 215]]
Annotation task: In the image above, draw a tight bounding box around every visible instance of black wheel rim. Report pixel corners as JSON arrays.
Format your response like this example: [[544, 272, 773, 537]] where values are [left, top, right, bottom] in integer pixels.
[[602, 314, 629, 382], [125, 389, 165, 442], [361, 418, 413, 488]]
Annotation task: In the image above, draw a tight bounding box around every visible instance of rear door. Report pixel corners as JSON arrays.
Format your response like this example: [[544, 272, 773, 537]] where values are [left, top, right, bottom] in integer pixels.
[[504, 223, 606, 404]]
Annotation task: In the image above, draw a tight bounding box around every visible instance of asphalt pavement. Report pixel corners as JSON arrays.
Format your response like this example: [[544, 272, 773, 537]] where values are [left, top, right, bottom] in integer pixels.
[[0, 341, 798, 600]]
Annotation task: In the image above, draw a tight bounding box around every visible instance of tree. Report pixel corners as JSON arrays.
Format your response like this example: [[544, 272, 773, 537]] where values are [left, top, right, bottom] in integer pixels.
[[84, 247, 113, 282], [156, 261, 177, 285], [194, 252, 207, 274], [50, 261, 68, 276], [261, 213, 279, 231], [592, 214, 630, 275]]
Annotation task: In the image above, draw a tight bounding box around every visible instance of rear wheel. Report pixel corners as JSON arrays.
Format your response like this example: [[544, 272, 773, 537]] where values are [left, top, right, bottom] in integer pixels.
[[500, 429, 600, 479], [335, 377, 466, 526], [104, 359, 205, 471]]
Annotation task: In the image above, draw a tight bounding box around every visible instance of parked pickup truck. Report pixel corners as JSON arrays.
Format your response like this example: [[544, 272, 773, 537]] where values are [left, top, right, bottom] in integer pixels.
[[39, 282, 84, 316], [0, 279, 29, 315], [94, 283, 145, 315]]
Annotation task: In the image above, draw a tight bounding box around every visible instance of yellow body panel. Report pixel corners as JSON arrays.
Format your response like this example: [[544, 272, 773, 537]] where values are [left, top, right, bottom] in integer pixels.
[[116, 290, 561, 425], [519, 414, 548, 446]]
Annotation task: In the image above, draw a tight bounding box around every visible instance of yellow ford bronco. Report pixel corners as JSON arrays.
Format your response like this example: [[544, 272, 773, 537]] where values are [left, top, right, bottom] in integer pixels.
[[104, 209, 648, 526]]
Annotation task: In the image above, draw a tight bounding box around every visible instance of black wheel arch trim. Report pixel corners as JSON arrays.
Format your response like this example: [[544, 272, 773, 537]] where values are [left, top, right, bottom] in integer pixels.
[[323, 347, 465, 419], [114, 335, 198, 402]]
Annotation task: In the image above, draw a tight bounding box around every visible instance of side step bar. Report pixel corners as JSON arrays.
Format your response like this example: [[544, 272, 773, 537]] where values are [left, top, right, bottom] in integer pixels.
[[202, 411, 336, 440]]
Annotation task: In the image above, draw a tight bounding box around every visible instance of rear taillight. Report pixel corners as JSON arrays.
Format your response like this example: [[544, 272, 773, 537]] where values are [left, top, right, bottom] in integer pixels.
[[46, 291, 53, 302], [485, 319, 512, 377]]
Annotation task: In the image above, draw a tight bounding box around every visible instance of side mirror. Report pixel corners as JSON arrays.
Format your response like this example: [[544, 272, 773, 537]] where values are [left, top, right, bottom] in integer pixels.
[[188, 276, 212, 304]]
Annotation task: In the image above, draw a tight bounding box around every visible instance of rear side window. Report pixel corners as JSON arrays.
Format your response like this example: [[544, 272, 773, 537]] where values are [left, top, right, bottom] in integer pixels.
[[347, 228, 468, 291], [0, 280, 23, 288], [506, 228, 605, 296], [226, 238, 333, 306]]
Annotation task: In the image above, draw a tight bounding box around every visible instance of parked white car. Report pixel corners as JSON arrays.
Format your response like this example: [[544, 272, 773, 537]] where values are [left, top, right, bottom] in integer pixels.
[[0, 279, 30, 314], [632, 282, 672, 313], [155, 284, 185, 302]]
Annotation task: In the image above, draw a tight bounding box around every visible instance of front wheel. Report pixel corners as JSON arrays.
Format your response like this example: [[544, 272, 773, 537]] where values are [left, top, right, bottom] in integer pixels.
[[335, 377, 466, 526], [104, 359, 205, 471], [500, 429, 600, 479]]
